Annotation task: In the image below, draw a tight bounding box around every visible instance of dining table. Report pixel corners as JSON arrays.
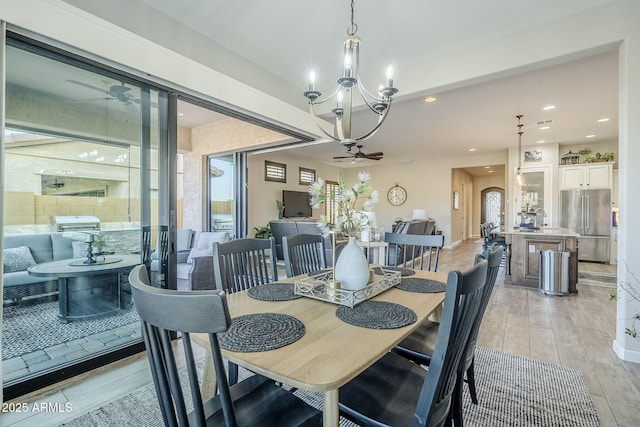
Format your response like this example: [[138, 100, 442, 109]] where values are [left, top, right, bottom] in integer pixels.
[[192, 267, 447, 427]]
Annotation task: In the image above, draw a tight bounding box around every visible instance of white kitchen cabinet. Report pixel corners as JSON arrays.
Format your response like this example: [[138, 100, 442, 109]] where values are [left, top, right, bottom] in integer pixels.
[[559, 163, 612, 190]]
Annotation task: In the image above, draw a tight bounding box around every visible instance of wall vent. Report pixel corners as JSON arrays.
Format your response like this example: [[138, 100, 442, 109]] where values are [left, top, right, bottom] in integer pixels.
[[536, 119, 554, 126]]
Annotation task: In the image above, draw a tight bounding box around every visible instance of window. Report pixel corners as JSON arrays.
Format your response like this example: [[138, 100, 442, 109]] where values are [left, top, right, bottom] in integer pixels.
[[299, 167, 316, 185], [325, 180, 339, 224], [265, 160, 286, 183]]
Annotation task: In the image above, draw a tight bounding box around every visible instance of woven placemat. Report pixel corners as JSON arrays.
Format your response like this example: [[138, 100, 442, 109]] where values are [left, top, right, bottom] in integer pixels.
[[373, 266, 416, 276], [396, 277, 446, 293], [219, 313, 305, 352], [247, 283, 302, 301], [307, 269, 331, 277], [335, 301, 417, 329]]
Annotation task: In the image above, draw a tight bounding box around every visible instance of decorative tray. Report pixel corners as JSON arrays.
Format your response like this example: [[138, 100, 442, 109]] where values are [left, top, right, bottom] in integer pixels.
[[294, 268, 401, 307]]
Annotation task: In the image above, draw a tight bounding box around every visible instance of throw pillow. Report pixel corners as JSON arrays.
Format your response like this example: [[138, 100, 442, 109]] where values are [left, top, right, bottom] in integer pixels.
[[3, 246, 37, 273], [187, 248, 213, 264]]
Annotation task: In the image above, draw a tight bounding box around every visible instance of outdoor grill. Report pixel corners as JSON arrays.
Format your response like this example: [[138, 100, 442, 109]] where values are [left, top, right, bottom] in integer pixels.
[[52, 215, 101, 231]]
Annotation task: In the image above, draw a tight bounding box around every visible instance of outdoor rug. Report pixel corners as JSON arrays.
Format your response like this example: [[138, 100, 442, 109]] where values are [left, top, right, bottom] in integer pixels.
[[60, 346, 599, 427], [2, 301, 140, 360]]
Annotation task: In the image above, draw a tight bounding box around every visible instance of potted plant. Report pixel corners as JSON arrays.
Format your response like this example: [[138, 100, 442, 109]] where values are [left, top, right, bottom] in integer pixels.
[[601, 152, 615, 162], [254, 225, 271, 239]]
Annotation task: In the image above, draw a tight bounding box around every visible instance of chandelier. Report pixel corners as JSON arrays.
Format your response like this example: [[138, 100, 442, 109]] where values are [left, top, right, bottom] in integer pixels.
[[515, 115, 525, 186], [303, 0, 398, 149]]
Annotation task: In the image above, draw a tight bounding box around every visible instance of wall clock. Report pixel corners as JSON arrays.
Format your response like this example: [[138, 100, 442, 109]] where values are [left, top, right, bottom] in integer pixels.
[[387, 183, 407, 206]]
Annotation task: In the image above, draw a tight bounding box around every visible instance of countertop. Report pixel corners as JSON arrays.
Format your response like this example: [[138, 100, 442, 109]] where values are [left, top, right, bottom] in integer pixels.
[[499, 227, 580, 237]]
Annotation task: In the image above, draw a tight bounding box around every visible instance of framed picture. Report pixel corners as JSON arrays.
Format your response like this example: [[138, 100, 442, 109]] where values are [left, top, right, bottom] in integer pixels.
[[453, 191, 459, 210], [524, 149, 542, 162]]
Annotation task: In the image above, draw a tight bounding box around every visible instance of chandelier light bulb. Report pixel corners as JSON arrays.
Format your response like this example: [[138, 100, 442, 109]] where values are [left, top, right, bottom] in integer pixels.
[[337, 91, 344, 108], [385, 65, 394, 87], [308, 71, 316, 91]]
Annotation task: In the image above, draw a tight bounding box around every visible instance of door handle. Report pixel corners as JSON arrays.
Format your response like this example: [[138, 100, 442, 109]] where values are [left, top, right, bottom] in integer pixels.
[[585, 195, 590, 230]]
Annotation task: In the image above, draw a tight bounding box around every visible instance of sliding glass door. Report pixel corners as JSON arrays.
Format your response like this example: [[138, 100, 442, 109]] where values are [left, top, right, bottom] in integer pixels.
[[2, 35, 174, 397]]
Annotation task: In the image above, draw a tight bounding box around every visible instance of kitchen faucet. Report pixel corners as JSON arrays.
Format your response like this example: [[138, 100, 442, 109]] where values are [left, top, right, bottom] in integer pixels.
[[534, 208, 547, 227]]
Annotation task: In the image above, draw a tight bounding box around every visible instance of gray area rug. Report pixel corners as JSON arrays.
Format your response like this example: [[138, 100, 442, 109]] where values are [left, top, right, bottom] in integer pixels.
[[2, 301, 139, 360], [578, 271, 617, 288], [60, 346, 599, 427]]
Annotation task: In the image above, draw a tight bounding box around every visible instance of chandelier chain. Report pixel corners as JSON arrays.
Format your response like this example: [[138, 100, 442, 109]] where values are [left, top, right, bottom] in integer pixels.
[[347, 0, 358, 36]]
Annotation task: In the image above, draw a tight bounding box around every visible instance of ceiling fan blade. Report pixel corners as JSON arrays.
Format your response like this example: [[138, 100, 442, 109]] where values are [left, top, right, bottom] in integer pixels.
[[364, 152, 384, 157], [67, 79, 110, 95], [333, 155, 354, 159], [365, 155, 383, 160]]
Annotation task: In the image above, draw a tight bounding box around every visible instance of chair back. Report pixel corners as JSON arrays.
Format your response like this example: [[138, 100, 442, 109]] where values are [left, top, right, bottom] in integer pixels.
[[213, 237, 278, 293], [176, 228, 196, 252], [283, 233, 327, 277], [462, 246, 503, 370], [384, 232, 444, 271], [128, 264, 237, 427], [413, 259, 488, 427]]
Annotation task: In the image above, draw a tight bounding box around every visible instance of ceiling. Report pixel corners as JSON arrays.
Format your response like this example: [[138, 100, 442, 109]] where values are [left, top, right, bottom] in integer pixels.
[[71, 0, 620, 174]]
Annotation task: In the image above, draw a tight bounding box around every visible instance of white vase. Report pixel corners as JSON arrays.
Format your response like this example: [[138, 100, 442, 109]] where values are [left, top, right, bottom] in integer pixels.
[[334, 236, 370, 291]]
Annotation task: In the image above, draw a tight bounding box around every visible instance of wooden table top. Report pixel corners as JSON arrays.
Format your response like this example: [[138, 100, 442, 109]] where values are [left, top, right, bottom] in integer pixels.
[[192, 269, 447, 393]]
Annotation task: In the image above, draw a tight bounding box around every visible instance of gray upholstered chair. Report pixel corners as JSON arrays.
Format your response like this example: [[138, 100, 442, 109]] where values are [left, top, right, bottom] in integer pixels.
[[393, 246, 503, 427], [338, 260, 488, 427], [128, 265, 322, 426], [176, 231, 230, 291], [283, 234, 326, 277]]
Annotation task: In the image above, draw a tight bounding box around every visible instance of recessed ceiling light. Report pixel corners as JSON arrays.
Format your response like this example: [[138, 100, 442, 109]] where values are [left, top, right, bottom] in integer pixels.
[[469, 148, 477, 152], [484, 166, 490, 168], [597, 118, 610, 122], [586, 134, 596, 138], [424, 96, 437, 103], [543, 105, 556, 111], [539, 126, 550, 130], [537, 140, 545, 143], [178, 112, 184, 117], [488, 170, 494, 173]]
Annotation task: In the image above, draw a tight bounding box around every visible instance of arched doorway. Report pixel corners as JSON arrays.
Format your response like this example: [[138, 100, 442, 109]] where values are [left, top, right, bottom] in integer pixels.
[[481, 187, 505, 226]]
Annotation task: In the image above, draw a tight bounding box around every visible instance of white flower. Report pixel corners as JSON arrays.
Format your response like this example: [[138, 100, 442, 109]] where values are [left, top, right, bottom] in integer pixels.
[[307, 171, 378, 237]]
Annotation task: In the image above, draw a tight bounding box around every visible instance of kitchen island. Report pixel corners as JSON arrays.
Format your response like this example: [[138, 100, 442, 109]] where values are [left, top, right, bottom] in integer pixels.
[[501, 227, 580, 293]]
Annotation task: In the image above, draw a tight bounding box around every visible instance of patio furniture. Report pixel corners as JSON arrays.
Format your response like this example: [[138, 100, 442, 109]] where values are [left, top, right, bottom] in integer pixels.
[[128, 265, 322, 427]]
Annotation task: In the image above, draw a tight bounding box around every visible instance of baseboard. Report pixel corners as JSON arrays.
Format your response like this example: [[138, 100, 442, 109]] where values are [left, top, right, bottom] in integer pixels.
[[613, 339, 640, 364]]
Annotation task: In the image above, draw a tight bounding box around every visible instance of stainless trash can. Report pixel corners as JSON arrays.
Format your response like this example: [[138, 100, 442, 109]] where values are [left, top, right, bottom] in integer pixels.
[[538, 250, 570, 296]]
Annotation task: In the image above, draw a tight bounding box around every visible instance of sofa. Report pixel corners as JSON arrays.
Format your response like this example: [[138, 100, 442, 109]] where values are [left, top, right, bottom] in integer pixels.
[[2, 233, 75, 303], [269, 220, 340, 265], [176, 231, 230, 290]]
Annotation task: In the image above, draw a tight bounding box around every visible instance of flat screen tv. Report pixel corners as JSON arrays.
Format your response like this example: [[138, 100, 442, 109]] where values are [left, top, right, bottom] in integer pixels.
[[282, 190, 312, 218]]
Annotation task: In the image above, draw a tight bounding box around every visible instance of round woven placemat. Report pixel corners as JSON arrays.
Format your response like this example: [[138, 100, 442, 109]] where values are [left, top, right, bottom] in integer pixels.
[[335, 301, 417, 329], [372, 266, 416, 276], [247, 283, 302, 301], [307, 269, 331, 277], [219, 313, 305, 352], [396, 277, 446, 293]]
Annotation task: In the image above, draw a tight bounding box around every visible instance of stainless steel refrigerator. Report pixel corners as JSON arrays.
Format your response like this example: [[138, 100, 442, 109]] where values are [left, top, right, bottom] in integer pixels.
[[561, 189, 611, 262]]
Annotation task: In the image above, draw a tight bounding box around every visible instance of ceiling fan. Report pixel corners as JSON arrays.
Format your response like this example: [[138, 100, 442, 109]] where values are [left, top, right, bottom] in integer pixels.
[[333, 145, 384, 162], [67, 79, 139, 104]]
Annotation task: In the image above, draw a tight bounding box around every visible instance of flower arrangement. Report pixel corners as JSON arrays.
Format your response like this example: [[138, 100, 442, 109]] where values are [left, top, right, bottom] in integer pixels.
[[308, 171, 378, 237]]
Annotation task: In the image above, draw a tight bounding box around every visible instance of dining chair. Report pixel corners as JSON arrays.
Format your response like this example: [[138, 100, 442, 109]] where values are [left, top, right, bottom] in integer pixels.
[[212, 237, 278, 294], [384, 232, 445, 271], [393, 246, 503, 427], [212, 237, 278, 383], [338, 259, 488, 427], [128, 265, 322, 427], [282, 234, 327, 278]]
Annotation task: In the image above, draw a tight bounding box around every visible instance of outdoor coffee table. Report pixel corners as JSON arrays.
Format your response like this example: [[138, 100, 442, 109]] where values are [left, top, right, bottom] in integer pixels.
[[28, 255, 140, 322]]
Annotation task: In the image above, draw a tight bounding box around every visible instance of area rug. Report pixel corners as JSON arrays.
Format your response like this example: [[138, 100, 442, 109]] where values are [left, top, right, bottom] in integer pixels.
[[2, 301, 140, 360], [578, 271, 617, 288], [60, 346, 599, 427]]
